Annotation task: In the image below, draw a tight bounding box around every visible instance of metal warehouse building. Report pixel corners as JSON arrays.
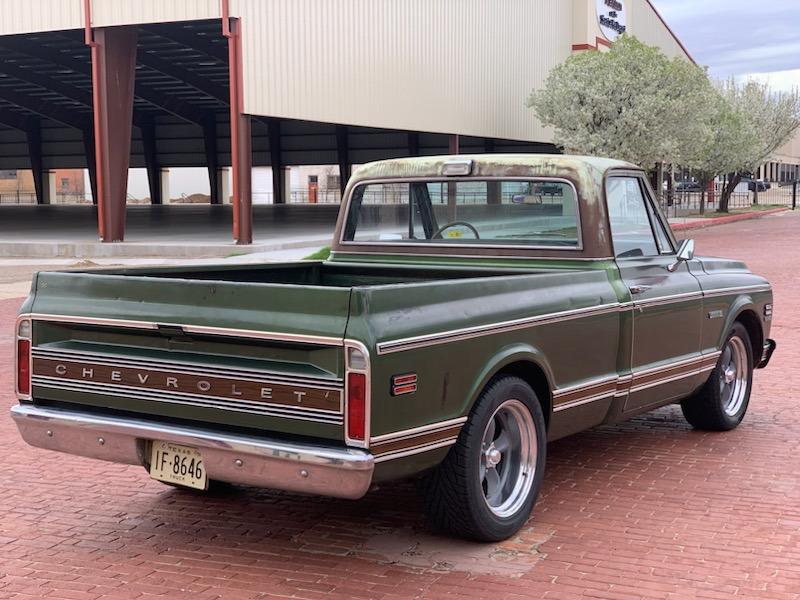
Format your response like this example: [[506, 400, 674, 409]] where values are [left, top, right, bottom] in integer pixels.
[[0, 0, 787, 246]]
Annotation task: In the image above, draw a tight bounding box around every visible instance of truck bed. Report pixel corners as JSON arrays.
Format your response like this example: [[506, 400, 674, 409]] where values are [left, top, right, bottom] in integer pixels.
[[97, 261, 539, 286], [21, 260, 614, 445]]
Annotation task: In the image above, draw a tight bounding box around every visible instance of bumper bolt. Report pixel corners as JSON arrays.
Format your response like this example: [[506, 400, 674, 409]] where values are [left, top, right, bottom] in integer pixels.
[[46, 430, 53, 437], [300, 469, 309, 478], [98, 437, 105, 446], [234, 459, 243, 467]]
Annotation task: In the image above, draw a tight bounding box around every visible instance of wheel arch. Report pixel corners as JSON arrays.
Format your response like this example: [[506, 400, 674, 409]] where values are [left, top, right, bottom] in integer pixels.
[[717, 295, 763, 359], [463, 344, 554, 429], [733, 307, 763, 360]]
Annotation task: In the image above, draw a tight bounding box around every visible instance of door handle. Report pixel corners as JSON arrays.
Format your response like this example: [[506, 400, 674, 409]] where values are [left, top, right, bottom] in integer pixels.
[[629, 284, 652, 295]]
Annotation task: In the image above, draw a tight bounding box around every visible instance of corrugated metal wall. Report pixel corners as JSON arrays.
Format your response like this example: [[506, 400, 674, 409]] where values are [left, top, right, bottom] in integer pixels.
[[0, 0, 220, 34], [627, 0, 688, 60], [0, 0, 83, 36], [233, 0, 573, 143], [91, 0, 220, 28]]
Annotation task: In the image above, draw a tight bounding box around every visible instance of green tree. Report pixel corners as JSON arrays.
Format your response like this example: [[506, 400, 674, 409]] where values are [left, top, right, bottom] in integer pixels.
[[527, 35, 715, 171], [713, 81, 800, 212]]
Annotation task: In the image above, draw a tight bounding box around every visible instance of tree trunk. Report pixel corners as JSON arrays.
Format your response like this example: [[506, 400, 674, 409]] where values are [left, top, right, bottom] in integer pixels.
[[699, 177, 707, 215], [718, 172, 742, 213], [667, 164, 675, 206], [753, 183, 759, 206]]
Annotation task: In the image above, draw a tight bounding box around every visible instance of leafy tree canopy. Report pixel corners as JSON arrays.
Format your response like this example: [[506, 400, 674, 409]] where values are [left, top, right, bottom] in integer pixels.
[[528, 35, 800, 204]]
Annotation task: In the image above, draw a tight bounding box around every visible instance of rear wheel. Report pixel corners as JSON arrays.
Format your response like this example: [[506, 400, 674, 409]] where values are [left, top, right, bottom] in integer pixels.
[[681, 322, 754, 431], [424, 376, 547, 542]]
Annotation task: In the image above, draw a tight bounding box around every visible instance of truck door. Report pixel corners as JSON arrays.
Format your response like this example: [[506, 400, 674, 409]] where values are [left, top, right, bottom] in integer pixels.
[[606, 174, 704, 413]]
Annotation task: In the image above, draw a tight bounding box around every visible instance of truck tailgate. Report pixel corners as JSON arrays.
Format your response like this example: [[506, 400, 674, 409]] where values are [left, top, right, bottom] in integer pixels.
[[25, 272, 352, 441]]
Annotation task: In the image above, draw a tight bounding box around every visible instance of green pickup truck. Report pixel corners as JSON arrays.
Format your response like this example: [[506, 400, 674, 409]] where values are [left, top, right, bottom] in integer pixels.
[[11, 155, 775, 541]]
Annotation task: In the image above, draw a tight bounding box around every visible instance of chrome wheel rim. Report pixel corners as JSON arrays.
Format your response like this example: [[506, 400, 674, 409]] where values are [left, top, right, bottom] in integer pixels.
[[720, 336, 749, 417], [480, 399, 537, 518]]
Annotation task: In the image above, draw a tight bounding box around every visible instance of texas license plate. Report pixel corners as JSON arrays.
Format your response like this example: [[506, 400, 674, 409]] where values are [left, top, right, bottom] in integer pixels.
[[149, 441, 207, 490]]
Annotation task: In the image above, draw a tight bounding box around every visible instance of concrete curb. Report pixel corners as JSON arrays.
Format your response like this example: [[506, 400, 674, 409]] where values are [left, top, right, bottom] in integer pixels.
[[670, 208, 790, 232]]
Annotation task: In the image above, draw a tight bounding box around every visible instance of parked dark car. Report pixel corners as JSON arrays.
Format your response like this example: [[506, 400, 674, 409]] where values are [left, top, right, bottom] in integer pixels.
[[676, 181, 702, 193], [743, 179, 770, 192]]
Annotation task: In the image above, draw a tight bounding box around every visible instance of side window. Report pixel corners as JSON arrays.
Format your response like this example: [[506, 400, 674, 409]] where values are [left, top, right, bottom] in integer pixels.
[[606, 177, 660, 258]]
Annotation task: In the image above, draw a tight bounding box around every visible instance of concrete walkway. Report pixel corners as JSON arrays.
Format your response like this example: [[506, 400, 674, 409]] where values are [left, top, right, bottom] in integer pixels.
[[0, 204, 338, 258]]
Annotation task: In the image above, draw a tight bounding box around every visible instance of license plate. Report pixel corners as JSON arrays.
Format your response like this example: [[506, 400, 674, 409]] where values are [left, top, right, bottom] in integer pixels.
[[149, 441, 207, 490]]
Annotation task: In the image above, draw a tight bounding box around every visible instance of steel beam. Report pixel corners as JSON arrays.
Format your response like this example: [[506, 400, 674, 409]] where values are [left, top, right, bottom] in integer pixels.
[[140, 120, 162, 205], [82, 130, 97, 204], [449, 134, 460, 154], [136, 48, 229, 104], [0, 87, 89, 131], [145, 23, 228, 62], [268, 118, 284, 204], [24, 117, 48, 204], [203, 117, 220, 204], [224, 17, 252, 244], [447, 135, 459, 221], [336, 125, 351, 197], [0, 37, 212, 128], [90, 26, 138, 242], [1, 45, 149, 129], [0, 109, 31, 132], [407, 132, 420, 156]]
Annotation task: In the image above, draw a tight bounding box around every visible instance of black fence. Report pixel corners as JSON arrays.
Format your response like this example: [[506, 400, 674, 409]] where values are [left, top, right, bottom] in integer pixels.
[[657, 183, 798, 219], [0, 192, 93, 205]]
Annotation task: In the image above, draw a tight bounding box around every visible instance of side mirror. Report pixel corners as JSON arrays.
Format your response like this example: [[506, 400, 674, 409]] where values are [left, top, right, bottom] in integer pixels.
[[667, 239, 695, 272]]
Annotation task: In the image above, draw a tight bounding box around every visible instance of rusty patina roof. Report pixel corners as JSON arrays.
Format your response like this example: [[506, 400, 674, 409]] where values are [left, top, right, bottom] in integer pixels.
[[350, 154, 640, 184]]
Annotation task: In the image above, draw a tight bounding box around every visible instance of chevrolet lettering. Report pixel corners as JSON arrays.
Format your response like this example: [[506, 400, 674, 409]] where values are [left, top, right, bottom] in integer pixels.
[[11, 155, 775, 541]]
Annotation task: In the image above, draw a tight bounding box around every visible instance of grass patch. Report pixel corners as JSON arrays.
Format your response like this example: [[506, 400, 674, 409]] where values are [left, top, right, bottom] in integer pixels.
[[304, 246, 331, 260]]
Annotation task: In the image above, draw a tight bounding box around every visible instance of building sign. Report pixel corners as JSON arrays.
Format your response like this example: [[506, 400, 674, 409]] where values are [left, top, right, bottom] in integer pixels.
[[596, 0, 627, 41]]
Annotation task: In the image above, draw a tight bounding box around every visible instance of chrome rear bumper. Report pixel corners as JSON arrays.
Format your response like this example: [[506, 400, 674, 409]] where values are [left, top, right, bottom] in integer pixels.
[[10, 404, 374, 499]]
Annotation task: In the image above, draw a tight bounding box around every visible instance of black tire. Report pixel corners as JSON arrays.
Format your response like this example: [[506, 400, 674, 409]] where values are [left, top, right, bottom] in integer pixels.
[[423, 376, 547, 542], [681, 322, 754, 431]]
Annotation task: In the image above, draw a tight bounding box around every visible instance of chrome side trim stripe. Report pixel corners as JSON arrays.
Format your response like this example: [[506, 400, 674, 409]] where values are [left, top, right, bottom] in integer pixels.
[[373, 438, 460, 463], [553, 391, 616, 412], [552, 375, 618, 398], [377, 303, 621, 355], [28, 313, 344, 347], [553, 351, 723, 412], [370, 416, 468, 444], [630, 291, 704, 309], [702, 284, 772, 299], [376, 284, 772, 356]]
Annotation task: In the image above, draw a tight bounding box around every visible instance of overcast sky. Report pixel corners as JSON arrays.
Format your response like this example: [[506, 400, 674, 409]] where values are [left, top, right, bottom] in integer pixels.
[[651, 0, 800, 92]]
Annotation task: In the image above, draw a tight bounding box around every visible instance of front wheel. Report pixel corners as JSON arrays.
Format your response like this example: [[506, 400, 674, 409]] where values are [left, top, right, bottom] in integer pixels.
[[681, 322, 754, 431], [423, 376, 547, 542]]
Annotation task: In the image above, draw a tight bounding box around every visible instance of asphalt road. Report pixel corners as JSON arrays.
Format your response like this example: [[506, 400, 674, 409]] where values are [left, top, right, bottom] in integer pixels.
[[0, 210, 798, 599]]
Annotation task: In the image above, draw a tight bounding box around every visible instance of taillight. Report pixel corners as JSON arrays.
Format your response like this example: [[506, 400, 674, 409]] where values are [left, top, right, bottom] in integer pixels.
[[347, 372, 366, 441], [16, 318, 31, 398], [345, 343, 369, 447]]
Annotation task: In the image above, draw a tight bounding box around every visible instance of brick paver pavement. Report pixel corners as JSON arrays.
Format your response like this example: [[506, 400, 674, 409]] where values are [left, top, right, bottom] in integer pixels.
[[1, 211, 799, 600]]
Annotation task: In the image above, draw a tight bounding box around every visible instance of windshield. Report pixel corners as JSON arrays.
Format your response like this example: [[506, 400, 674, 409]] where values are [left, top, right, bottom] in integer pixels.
[[341, 179, 580, 248]]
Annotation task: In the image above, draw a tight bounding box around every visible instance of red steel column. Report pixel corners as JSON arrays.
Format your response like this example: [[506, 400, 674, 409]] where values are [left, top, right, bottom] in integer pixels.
[[87, 25, 138, 242], [223, 11, 253, 244]]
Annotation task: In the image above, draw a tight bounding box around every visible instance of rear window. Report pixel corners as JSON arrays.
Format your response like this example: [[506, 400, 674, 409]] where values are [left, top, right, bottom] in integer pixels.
[[341, 179, 580, 248]]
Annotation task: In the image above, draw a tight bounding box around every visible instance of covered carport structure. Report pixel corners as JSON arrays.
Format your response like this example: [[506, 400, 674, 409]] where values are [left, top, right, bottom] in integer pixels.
[[0, 0, 689, 247]]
